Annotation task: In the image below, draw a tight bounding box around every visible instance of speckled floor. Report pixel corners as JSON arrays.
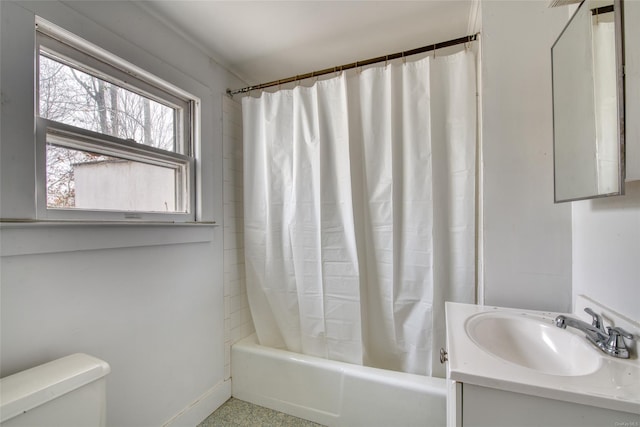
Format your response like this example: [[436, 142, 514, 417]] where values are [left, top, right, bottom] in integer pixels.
[[198, 398, 326, 427]]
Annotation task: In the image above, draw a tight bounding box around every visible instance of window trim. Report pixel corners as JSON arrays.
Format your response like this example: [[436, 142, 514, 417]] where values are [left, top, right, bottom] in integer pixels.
[[34, 17, 200, 223]]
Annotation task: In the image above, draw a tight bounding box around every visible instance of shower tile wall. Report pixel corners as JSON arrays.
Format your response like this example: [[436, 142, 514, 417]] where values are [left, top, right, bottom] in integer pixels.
[[223, 96, 254, 381]]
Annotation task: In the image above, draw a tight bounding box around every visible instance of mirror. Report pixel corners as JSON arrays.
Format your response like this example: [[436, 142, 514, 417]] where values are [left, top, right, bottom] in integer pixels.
[[552, 0, 625, 203]]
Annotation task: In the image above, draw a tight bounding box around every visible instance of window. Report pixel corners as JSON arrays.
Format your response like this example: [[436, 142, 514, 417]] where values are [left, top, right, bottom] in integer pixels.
[[35, 18, 198, 221]]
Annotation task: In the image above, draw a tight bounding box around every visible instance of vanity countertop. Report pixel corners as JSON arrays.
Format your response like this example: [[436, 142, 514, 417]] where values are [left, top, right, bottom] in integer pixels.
[[445, 301, 640, 415]]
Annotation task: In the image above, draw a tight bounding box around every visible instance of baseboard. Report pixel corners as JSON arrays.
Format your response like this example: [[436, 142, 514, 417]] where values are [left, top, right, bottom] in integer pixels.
[[162, 380, 231, 427]]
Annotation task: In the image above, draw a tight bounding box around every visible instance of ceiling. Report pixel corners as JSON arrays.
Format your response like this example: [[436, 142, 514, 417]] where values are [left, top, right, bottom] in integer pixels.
[[139, 1, 477, 86]]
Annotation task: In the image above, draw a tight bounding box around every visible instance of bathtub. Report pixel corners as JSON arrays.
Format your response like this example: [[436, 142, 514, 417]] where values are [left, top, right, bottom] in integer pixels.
[[231, 334, 447, 427]]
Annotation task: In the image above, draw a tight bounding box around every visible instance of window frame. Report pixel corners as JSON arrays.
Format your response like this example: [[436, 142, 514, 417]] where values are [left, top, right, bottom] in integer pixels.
[[36, 118, 195, 221], [34, 18, 199, 223]]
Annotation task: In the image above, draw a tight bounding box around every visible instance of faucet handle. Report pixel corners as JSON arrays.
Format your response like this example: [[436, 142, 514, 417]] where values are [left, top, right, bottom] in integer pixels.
[[584, 307, 604, 331], [603, 326, 634, 359], [607, 326, 634, 340]]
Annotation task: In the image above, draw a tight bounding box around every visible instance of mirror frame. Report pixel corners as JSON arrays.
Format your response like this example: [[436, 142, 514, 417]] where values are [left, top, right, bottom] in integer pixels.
[[551, 0, 626, 203]]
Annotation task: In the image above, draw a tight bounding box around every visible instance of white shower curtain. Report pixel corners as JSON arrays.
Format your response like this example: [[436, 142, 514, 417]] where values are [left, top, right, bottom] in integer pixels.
[[243, 50, 476, 376]]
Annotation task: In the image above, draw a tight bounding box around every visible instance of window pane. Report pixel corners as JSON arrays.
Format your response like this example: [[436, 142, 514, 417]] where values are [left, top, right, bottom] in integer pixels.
[[39, 53, 176, 152], [46, 144, 182, 213]]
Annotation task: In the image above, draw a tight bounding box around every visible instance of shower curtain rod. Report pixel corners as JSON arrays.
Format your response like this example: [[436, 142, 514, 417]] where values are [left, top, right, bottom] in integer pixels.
[[226, 32, 479, 96]]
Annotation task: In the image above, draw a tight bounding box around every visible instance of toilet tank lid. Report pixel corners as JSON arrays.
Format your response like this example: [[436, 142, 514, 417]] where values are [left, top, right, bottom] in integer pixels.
[[0, 353, 111, 423]]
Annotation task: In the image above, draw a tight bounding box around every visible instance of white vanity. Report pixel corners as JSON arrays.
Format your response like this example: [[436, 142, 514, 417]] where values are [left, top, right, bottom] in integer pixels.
[[444, 297, 640, 427]]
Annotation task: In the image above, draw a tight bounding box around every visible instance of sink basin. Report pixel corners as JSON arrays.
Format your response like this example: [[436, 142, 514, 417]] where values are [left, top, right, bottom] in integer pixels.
[[465, 312, 602, 376]]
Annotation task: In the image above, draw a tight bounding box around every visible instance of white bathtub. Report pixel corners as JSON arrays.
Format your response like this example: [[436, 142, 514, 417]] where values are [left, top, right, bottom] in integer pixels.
[[231, 334, 447, 427]]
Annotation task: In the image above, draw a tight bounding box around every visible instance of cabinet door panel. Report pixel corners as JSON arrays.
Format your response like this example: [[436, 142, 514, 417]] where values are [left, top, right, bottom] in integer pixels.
[[461, 383, 640, 427]]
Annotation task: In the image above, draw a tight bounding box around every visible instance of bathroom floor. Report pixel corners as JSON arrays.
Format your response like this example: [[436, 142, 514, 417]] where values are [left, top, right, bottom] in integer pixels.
[[198, 398, 326, 427]]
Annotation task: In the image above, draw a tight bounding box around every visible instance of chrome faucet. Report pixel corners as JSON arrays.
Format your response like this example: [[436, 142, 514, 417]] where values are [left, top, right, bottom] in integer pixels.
[[555, 308, 635, 359]]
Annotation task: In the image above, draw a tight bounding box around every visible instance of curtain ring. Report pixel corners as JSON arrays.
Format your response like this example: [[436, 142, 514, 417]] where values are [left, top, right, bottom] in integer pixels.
[[402, 52, 406, 65]]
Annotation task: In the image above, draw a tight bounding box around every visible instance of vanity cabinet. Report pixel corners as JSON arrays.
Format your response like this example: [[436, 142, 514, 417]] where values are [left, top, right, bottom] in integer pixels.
[[447, 381, 640, 427], [445, 300, 640, 427]]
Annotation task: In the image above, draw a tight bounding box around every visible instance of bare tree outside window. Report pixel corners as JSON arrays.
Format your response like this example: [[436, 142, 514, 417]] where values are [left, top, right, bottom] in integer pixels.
[[39, 53, 176, 208]]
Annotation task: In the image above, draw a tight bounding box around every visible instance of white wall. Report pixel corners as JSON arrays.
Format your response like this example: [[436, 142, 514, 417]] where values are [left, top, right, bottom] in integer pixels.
[[481, 0, 640, 321], [570, 1, 640, 322], [1, 226, 224, 427], [572, 166, 640, 322], [0, 1, 246, 426], [480, 1, 573, 312]]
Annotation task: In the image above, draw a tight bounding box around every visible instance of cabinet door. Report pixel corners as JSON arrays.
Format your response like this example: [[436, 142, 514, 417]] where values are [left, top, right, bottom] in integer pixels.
[[461, 383, 640, 427]]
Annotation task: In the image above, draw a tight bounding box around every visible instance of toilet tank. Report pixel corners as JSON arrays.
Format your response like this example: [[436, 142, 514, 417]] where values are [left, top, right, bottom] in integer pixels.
[[0, 353, 111, 427]]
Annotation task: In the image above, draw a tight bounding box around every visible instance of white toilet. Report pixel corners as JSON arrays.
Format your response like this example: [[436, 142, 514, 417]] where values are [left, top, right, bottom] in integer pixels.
[[0, 353, 111, 427]]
